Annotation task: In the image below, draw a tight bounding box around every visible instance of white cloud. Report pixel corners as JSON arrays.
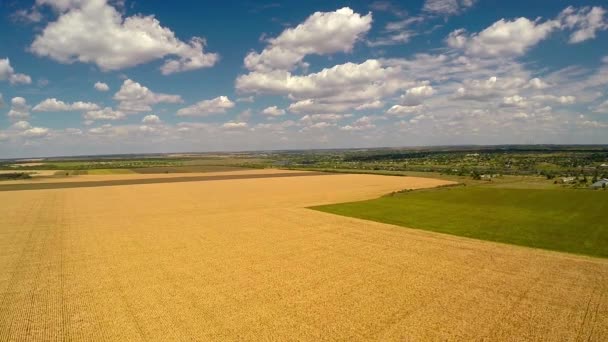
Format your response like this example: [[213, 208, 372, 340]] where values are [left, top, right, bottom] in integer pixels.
[[244, 7, 372, 71], [340, 116, 377, 131], [454, 76, 526, 100], [7, 97, 31, 121], [387, 104, 424, 115], [301, 121, 336, 130], [447, 7, 607, 58], [12, 121, 32, 130], [288, 99, 353, 114], [84, 107, 125, 121], [502, 95, 528, 108], [22, 127, 49, 138], [531, 95, 576, 104], [406, 84, 435, 97], [176, 96, 235, 117], [114, 79, 182, 113], [528, 77, 549, 89], [33, 98, 100, 112], [261, 106, 285, 116], [0, 58, 32, 85], [88, 124, 114, 135], [238, 59, 413, 113], [94, 82, 110, 92], [299, 114, 351, 124], [447, 17, 560, 57], [222, 121, 248, 129], [30, 0, 218, 74], [141, 114, 161, 124], [400, 84, 436, 105], [355, 100, 384, 110], [138, 125, 159, 134], [423, 0, 476, 16], [558, 6, 608, 43]]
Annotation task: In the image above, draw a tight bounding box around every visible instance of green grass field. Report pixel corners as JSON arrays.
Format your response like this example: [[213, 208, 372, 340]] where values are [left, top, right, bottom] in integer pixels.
[[312, 187, 608, 258]]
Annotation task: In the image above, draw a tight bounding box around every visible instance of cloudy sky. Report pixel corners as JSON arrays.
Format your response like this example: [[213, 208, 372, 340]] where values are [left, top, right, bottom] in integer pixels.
[[1, 0, 607, 157]]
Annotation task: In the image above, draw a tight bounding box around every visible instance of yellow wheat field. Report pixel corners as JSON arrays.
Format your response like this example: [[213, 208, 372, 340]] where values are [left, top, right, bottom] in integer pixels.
[[0, 171, 607, 341]]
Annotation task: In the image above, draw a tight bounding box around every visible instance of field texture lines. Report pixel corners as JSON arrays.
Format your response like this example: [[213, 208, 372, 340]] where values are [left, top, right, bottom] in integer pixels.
[[0, 171, 607, 341]]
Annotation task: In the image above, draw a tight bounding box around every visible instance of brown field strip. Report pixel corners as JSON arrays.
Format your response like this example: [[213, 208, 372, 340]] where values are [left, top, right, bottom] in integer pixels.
[[0, 172, 606, 341], [0, 171, 333, 192]]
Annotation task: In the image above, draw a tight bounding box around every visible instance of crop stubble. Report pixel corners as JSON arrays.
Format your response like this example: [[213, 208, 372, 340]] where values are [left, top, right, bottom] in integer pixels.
[[0, 171, 606, 341]]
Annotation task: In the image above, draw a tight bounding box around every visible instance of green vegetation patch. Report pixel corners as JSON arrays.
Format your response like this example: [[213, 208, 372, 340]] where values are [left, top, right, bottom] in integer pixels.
[[312, 187, 608, 258], [0, 172, 32, 181]]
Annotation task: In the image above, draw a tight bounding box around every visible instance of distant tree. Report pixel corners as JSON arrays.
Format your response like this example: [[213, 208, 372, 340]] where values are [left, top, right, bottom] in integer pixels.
[[471, 171, 481, 180]]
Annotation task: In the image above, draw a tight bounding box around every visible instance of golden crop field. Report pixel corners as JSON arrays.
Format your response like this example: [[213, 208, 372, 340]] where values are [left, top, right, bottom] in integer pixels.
[[0, 170, 607, 341]]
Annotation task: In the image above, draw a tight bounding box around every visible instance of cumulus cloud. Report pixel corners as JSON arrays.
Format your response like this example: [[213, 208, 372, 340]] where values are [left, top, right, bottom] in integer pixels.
[[84, 107, 125, 121], [94, 82, 110, 92], [261, 106, 285, 116], [22, 127, 50, 138], [447, 7, 607, 58], [30, 0, 218, 74], [176, 96, 235, 117], [423, 0, 476, 16], [141, 114, 162, 124], [222, 121, 248, 129], [7, 97, 31, 121], [33, 98, 100, 112], [0, 58, 32, 85], [340, 115, 377, 131], [558, 6, 608, 43], [528, 78, 549, 89], [400, 84, 435, 105], [447, 17, 560, 57], [12, 121, 32, 130], [114, 79, 182, 113], [501, 95, 528, 108], [244, 7, 372, 72], [454, 76, 526, 100], [11, 120, 49, 138], [238, 59, 413, 113]]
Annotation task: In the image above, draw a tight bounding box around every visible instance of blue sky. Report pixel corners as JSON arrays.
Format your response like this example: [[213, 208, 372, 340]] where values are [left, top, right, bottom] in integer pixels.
[[0, 0, 607, 157]]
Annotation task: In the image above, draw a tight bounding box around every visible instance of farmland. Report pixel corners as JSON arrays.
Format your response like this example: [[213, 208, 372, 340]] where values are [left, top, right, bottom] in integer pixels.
[[0, 170, 607, 340], [313, 186, 608, 258]]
